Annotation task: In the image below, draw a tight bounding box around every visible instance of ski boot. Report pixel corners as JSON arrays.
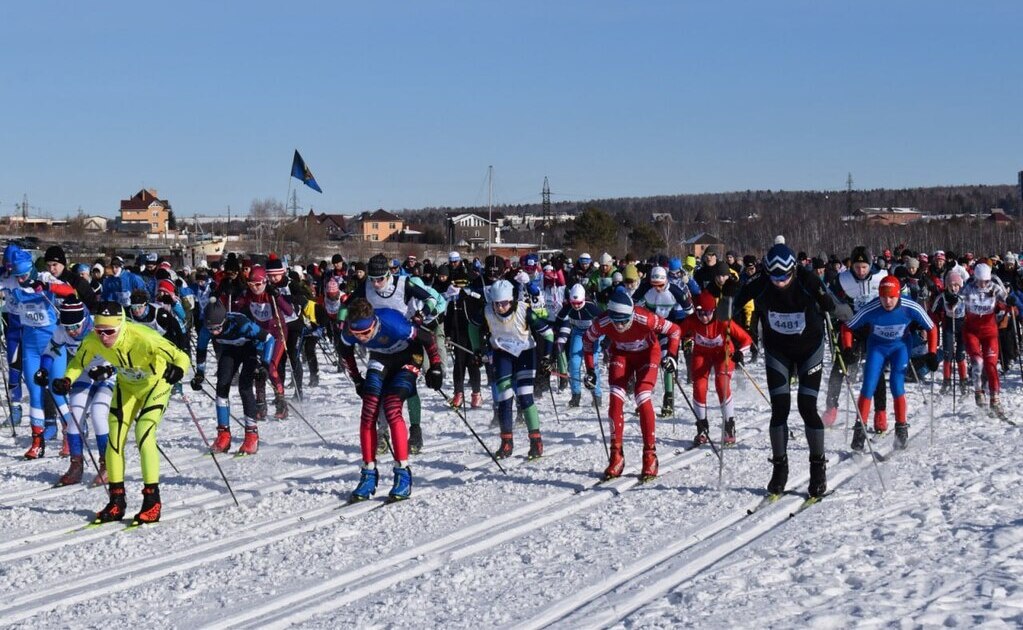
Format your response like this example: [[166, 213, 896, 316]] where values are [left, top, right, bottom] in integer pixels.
[[210, 426, 231, 454], [990, 395, 1007, 420], [939, 379, 951, 395], [237, 427, 259, 455], [767, 455, 789, 495], [495, 433, 514, 459], [558, 377, 568, 392], [92, 458, 108, 486], [659, 393, 674, 418], [450, 392, 464, 409], [821, 407, 839, 428], [24, 426, 45, 459], [873, 410, 888, 435], [93, 482, 127, 524], [894, 423, 909, 450], [132, 482, 162, 527], [604, 442, 625, 480], [57, 456, 84, 486], [274, 394, 288, 420], [470, 392, 483, 409], [43, 418, 58, 440], [723, 418, 737, 446], [851, 421, 866, 452], [408, 424, 423, 455], [808, 456, 827, 498], [388, 466, 412, 502], [527, 430, 543, 460], [640, 446, 658, 482], [132, 484, 162, 525], [975, 390, 986, 408], [349, 467, 379, 503], [692, 419, 710, 448], [568, 392, 581, 408], [308, 372, 319, 388]]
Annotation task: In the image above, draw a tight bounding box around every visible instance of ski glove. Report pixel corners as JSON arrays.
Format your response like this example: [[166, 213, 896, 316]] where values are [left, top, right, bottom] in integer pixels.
[[539, 355, 553, 374], [51, 377, 72, 396], [163, 364, 185, 385], [425, 364, 443, 390], [33, 368, 49, 387], [817, 292, 836, 314], [88, 364, 116, 381], [352, 374, 366, 398], [660, 356, 677, 374], [1007, 294, 1018, 308], [840, 348, 857, 370], [583, 368, 597, 390], [925, 352, 939, 372], [190, 372, 205, 391], [732, 350, 745, 366], [945, 291, 959, 306]]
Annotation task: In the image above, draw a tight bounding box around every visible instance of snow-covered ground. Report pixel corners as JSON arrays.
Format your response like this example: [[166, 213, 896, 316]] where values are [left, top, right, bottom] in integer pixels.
[[0, 349, 1021, 629]]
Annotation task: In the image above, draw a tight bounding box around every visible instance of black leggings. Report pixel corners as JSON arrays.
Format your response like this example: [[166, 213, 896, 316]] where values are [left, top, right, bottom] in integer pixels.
[[216, 347, 258, 419], [765, 340, 826, 460]]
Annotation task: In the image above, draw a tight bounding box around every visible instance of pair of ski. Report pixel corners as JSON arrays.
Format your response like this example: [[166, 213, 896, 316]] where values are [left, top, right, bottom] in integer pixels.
[[746, 490, 833, 518], [71, 517, 153, 534]]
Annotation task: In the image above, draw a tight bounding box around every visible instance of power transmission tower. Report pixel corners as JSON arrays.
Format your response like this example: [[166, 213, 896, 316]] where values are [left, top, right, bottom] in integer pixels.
[[542, 176, 551, 227], [845, 173, 854, 215], [290, 190, 300, 218]]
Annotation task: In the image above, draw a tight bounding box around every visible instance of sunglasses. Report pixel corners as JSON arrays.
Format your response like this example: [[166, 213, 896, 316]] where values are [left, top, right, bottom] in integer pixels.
[[248, 280, 266, 287], [370, 276, 388, 284], [95, 327, 120, 337], [494, 300, 513, 309], [208, 324, 224, 333]]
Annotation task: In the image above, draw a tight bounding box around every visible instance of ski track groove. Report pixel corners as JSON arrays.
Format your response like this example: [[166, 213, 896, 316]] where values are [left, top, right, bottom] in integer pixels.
[[215, 429, 761, 629]]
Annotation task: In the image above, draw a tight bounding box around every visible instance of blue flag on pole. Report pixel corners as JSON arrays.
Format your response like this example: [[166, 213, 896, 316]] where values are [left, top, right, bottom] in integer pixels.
[[291, 150, 323, 193]]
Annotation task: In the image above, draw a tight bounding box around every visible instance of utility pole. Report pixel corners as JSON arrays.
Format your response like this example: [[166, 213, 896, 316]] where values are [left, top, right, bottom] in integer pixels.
[[487, 165, 493, 255], [21, 194, 28, 220], [542, 176, 551, 228], [290, 190, 299, 219]]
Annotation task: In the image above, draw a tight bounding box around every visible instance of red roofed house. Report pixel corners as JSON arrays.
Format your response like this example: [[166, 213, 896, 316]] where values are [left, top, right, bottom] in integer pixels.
[[118, 188, 172, 235]]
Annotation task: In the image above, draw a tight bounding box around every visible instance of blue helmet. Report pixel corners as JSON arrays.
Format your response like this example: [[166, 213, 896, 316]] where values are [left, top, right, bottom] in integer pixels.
[[668, 257, 683, 272]]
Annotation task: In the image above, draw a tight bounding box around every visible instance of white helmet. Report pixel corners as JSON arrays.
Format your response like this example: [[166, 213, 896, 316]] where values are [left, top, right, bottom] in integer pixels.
[[973, 262, 992, 282], [650, 266, 667, 286], [569, 284, 586, 305], [490, 279, 514, 303], [599, 252, 613, 266]]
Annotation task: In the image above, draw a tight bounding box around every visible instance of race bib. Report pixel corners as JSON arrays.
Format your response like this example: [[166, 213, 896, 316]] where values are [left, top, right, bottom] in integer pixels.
[[249, 302, 272, 322], [492, 335, 530, 357], [21, 303, 50, 327], [873, 324, 906, 341], [119, 366, 148, 382], [767, 311, 806, 335], [694, 332, 723, 348]]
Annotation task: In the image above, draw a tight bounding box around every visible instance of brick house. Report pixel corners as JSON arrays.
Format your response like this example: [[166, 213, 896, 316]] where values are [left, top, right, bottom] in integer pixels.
[[348, 209, 404, 242], [118, 189, 172, 235], [306, 210, 352, 240]]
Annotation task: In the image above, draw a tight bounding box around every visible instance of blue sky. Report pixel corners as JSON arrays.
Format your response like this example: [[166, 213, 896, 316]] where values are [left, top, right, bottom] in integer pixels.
[[1, 1, 1020, 219]]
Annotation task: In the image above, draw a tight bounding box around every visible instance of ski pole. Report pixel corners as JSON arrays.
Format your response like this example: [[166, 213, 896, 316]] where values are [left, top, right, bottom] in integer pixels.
[[826, 312, 887, 493], [0, 313, 16, 438], [951, 316, 957, 416], [929, 367, 935, 448], [590, 389, 610, 459], [181, 394, 240, 507], [737, 363, 770, 406], [284, 398, 329, 445], [47, 388, 101, 479], [672, 372, 721, 464], [1012, 310, 1023, 385], [438, 389, 507, 475]]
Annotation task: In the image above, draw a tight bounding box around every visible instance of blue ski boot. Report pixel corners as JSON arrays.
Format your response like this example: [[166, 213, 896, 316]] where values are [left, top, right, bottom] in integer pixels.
[[43, 418, 58, 440], [388, 466, 412, 502], [348, 467, 378, 503]]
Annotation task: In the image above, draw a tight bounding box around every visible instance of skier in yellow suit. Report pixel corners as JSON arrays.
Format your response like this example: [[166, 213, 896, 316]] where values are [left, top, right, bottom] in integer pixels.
[[53, 302, 189, 526]]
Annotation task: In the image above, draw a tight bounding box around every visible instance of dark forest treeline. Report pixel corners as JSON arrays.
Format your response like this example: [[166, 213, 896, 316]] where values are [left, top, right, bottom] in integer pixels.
[[401, 184, 1023, 259]]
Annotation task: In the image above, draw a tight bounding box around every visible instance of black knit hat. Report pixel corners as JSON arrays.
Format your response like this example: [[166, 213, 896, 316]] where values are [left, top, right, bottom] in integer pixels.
[[44, 245, 67, 267], [850, 246, 871, 265], [331, 253, 344, 264], [59, 295, 86, 326], [367, 254, 390, 278], [205, 300, 227, 328], [223, 253, 241, 272]]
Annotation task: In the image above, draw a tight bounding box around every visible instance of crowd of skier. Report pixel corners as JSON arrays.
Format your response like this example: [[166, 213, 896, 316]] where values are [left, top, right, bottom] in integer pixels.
[[1, 237, 1020, 525]]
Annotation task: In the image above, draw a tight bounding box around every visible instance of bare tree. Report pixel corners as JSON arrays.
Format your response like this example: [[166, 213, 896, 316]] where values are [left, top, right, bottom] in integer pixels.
[[249, 197, 286, 220]]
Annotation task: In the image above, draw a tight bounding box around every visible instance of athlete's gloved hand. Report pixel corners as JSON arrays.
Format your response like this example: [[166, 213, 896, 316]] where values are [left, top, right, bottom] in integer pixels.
[[1007, 294, 1019, 308], [190, 372, 205, 391], [660, 355, 677, 374], [840, 348, 857, 369], [163, 364, 185, 385], [267, 284, 280, 298], [721, 279, 740, 297], [945, 291, 959, 306], [817, 291, 836, 314], [425, 363, 443, 390], [352, 374, 366, 398], [472, 350, 486, 367], [733, 350, 745, 366], [925, 352, 940, 372], [33, 368, 49, 387], [88, 364, 116, 381], [51, 377, 72, 396], [583, 368, 597, 390]]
